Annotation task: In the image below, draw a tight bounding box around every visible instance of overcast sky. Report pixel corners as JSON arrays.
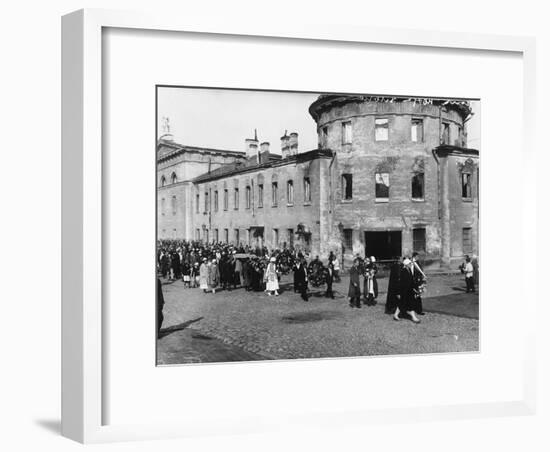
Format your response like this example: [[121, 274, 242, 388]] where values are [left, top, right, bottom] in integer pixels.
[[157, 87, 480, 153]]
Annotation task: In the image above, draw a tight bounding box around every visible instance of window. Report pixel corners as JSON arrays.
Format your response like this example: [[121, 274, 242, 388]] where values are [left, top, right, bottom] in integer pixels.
[[258, 184, 264, 207], [411, 118, 423, 142], [223, 189, 228, 210], [375, 118, 389, 141], [287, 180, 294, 205], [160, 175, 166, 187], [224, 228, 229, 243], [214, 229, 219, 242], [457, 125, 464, 147], [342, 121, 352, 144], [375, 172, 390, 200], [321, 126, 328, 146], [195, 194, 199, 213], [234, 188, 239, 210], [235, 229, 240, 244], [303, 177, 311, 203], [273, 228, 279, 247], [342, 173, 353, 200], [411, 173, 425, 200], [272, 182, 278, 206], [161, 198, 165, 216], [442, 122, 450, 145], [171, 172, 177, 184], [171, 195, 177, 215], [343, 229, 353, 250], [205, 229, 209, 243], [204, 191, 209, 212], [287, 228, 294, 247], [195, 229, 200, 240], [462, 173, 472, 199], [246, 186, 251, 209], [413, 228, 426, 253], [463, 228, 473, 255]]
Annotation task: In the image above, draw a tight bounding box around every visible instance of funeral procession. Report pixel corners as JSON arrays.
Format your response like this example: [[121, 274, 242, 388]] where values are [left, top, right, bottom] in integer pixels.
[[156, 89, 480, 365]]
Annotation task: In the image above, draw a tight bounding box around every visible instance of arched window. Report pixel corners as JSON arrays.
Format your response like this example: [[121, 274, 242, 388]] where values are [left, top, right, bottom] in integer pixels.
[[287, 180, 294, 205], [171, 172, 177, 184], [160, 175, 166, 187]]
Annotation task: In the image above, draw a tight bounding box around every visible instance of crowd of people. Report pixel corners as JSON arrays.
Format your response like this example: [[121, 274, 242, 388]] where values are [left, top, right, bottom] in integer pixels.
[[157, 240, 478, 329]]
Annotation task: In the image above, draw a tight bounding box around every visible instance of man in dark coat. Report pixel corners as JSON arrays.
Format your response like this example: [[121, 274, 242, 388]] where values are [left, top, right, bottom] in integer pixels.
[[157, 278, 165, 338], [325, 261, 335, 299], [348, 258, 362, 308], [385, 260, 401, 314], [293, 257, 309, 301], [397, 258, 421, 323]]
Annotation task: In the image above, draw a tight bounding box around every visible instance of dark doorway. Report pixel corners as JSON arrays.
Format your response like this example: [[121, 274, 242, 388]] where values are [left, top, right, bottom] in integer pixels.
[[364, 231, 402, 260]]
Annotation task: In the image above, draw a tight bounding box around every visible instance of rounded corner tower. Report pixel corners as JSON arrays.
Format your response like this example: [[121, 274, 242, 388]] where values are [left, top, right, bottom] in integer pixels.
[[309, 94, 478, 269]]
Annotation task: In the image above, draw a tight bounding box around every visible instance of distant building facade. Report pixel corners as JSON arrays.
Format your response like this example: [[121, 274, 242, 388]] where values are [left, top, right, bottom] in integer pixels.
[[157, 95, 479, 268]]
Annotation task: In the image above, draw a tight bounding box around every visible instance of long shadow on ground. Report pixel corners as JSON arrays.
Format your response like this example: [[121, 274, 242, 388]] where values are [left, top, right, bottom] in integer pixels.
[[421, 293, 479, 319]]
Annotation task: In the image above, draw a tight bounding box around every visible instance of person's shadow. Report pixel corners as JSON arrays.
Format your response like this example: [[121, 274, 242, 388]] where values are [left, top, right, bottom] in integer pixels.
[[158, 317, 203, 339]]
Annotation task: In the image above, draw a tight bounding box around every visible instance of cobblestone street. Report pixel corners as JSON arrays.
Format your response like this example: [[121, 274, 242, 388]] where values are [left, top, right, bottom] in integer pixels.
[[157, 273, 479, 365]]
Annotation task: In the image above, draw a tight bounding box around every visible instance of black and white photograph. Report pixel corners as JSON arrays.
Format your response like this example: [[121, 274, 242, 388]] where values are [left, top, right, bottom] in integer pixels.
[[155, 87, 480, 365]]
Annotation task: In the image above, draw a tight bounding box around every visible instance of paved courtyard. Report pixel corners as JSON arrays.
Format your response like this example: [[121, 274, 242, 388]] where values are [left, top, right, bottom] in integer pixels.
[[157, 273, 479, 365]]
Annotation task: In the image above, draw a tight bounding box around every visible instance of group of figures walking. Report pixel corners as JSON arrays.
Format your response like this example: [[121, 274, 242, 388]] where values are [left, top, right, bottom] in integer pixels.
[[384, 253, 427, 323]]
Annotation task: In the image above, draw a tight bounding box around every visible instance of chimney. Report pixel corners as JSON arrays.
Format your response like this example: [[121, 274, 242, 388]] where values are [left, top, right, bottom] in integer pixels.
[[280, 131, 290, 158], [259, 142, 270, 164], [289, 132, 298, 156], [245, 130, 259, 162]]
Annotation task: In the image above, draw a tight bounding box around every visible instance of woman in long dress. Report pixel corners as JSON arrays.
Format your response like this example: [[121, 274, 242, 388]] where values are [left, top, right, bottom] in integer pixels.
[[264, 257, 280, 296], [208, 258, 220, 294], [199, 258, 209, 292]]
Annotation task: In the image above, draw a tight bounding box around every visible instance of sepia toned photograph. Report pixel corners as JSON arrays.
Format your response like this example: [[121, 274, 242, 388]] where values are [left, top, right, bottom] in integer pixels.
[[155, 87, 480, 365]]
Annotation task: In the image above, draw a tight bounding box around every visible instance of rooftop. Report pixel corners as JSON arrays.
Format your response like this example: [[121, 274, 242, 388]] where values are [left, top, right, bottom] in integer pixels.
[[193, 148, 334, 184], [309, 94, 473, 122], [157, 139, 246, 162]]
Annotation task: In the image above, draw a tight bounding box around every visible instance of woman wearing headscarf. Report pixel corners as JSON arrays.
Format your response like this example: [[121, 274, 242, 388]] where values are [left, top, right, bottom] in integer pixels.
[[208, 258, 220, 294], [264, 257, 280, 296], [363, 256, 379, 306], [199, 258, 209, 293]]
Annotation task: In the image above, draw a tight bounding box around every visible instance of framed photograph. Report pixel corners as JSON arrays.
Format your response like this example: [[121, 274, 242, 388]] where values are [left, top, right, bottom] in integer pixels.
[[62, 9, 537, 443]]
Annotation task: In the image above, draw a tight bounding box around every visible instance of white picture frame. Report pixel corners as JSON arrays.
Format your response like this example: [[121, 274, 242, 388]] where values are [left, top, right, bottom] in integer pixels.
[[62, 8, 537, 443]]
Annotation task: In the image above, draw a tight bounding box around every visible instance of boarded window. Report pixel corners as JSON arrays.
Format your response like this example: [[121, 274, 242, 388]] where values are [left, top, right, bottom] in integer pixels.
[[375, 172, 390, 200], [273, 228, 279, 247], [287, 180, 294, 204], [204, 191, 209, 212], [375, 118, 389, 141], [258, 184, 263, 207], [412, 173, 424, 200], [195, 228, 200, 240], [223, 189, 228, 210], [214, 190, 218, 211], [413, 228, 426, 253], [195, 194, 199, 213], [246, 186, 251, 209], [342, 173, 353, 200], [235, 229, 240, 244], [463, 228, 473, 255], [411, 118, 423, 142], [214, 229, 219, 242], [161, 198, 165, 216], [343, 229, 353, 251], [304, 177, 311, 203], [171, 195, 177, 215], [272, 182, 278, 206], [234, 188, 239, 209], [224, 229, 229, 243], [342, 121, 352, 144], [462, 173, 472, 198]]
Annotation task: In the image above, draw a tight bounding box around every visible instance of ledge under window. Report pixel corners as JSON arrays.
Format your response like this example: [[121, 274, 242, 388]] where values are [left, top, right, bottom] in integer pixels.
[[375, 198, 389, 203], [462, 198, 473, 203], [412, 198, 425, 202], [341, 199, 353, 203]]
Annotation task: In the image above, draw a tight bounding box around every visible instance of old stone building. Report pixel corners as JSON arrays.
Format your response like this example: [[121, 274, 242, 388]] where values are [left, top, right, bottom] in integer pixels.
[[157, 95, 479, 269]]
